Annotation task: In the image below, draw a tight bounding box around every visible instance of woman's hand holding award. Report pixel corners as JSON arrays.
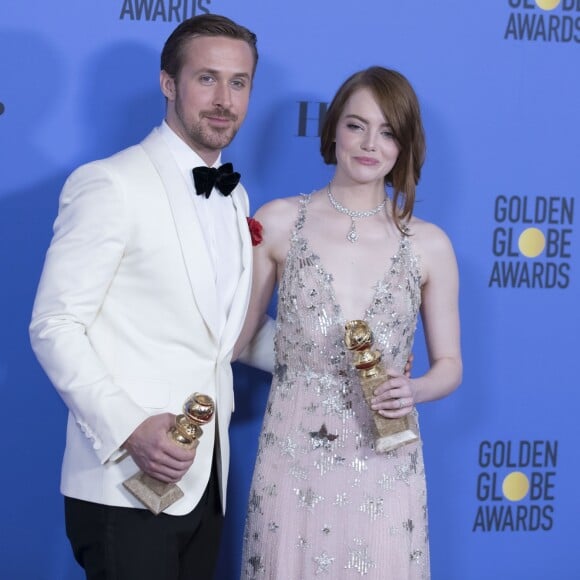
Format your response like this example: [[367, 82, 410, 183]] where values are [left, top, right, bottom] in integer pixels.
[[344, 320, 419, 453]]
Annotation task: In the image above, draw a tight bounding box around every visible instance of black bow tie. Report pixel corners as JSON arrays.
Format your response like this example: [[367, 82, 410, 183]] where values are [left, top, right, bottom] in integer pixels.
[[192, 163, 240, 198]]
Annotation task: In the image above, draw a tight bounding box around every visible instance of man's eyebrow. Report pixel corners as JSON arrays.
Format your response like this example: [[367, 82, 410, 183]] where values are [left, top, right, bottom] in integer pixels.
[[196, 68, 251, 79]]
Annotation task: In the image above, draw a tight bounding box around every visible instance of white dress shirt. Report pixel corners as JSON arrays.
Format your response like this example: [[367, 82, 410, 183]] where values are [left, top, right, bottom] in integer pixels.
[[159, 122, 242, 336]]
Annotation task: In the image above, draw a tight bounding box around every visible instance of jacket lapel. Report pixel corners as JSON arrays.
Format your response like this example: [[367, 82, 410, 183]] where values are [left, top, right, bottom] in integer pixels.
[[220, 188, 253, 356], [140, 130, 220, 340]]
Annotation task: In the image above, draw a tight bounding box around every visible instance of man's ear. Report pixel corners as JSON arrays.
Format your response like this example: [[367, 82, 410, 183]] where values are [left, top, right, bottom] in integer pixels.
[[160, 70, 176, 100]]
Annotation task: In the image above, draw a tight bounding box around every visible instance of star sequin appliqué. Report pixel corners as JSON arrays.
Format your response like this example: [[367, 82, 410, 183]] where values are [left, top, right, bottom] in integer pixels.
[[310, 423, 339, 450], [314, 551, 335, 575], [345, 539, 376, 575], [295, 487, 324, 510], [248, 555, 264, 576]]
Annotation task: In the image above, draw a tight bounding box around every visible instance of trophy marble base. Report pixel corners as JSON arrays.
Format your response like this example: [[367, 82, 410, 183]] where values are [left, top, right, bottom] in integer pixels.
[[361, 373, 420, 453], [372, 412, 419, 453], [123, 471, 184, 515]]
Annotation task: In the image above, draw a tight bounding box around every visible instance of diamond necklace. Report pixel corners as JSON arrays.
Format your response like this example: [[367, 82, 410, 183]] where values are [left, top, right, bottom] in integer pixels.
[[327, 183, 387, 243]]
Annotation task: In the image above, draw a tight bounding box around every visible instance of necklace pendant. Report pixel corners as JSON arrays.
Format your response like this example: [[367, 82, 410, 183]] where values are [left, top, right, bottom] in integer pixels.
[[326, 184, 387, 245], [347, 221, 359, 243]]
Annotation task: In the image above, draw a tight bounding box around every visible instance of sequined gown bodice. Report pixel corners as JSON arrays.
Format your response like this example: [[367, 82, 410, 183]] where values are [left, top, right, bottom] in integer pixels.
[[242, 195, 429, 579]]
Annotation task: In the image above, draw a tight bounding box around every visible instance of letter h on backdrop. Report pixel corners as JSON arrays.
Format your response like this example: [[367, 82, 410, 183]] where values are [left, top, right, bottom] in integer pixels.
[[297, 101, 328, 137]]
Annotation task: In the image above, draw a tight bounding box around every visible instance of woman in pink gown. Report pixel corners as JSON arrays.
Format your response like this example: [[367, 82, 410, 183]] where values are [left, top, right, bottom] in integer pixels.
[[236, 66, 462, 579]]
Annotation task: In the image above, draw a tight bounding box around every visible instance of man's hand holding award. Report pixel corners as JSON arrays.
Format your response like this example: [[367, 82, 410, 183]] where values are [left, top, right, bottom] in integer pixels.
[[123, 392, 215, 515]]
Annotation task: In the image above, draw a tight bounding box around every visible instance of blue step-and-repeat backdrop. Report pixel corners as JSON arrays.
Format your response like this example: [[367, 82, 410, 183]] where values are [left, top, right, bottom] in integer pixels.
[[1, 1, 578, 578]]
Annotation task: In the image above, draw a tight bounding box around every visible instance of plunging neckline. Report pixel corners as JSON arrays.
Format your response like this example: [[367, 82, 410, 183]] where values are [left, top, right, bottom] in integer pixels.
[[295, 233, 407, 325], [292, 191, 409, 323]]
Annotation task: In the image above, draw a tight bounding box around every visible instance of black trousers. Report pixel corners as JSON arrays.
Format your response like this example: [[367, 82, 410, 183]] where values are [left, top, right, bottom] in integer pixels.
[[65, 462, 223, 580]]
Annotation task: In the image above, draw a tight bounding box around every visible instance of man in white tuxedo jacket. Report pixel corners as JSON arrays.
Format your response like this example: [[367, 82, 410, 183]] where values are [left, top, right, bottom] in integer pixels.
[[29, 14, 268, 580]]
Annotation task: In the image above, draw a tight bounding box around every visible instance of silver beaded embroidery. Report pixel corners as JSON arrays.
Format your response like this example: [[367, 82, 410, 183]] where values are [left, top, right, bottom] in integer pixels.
[[314, 551, 335, 575], [345, 539, 376, 576]]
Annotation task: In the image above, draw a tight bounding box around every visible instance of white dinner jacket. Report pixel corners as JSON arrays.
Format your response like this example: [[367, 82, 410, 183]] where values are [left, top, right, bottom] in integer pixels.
[[30, 128, 253, 515]]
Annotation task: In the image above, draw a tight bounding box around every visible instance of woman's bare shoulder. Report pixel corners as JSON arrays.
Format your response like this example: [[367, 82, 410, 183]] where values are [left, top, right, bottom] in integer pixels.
[[253, 194, 307, 252], [254, 194, 304, 222], [407, 215, 452, 249], [406, 215, 458, 285]]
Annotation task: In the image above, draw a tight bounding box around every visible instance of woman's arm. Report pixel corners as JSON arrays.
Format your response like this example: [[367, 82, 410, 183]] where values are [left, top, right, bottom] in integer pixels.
[[371, 221, 462, 416], [233, 199, 294, 360], [411, 222, 462, 403]]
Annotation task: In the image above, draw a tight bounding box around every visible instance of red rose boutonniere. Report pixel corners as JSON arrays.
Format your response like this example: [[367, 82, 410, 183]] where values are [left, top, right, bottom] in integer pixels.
[[247, 216, 263, 247]]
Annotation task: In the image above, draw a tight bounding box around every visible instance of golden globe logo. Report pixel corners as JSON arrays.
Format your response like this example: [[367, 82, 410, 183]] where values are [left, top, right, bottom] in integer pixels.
[[473, 440, 557, 532], [536, 0, 561, 8], [489, 195, 574, 289], [505, 0, 580, 42]]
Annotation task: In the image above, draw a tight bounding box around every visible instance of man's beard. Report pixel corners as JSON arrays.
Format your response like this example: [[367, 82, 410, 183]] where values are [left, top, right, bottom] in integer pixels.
[[176, 101, 240, 152]]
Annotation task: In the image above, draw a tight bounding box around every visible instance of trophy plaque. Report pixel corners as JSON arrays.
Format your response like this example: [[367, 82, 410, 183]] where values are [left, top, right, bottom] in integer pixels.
[[344, 320, 419, 453], [123, 392, 215, 515]]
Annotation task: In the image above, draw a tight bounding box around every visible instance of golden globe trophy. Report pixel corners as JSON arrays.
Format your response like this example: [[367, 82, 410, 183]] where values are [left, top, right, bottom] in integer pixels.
[[344, 320, 419, 453], [123, 392, 215, 515]]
